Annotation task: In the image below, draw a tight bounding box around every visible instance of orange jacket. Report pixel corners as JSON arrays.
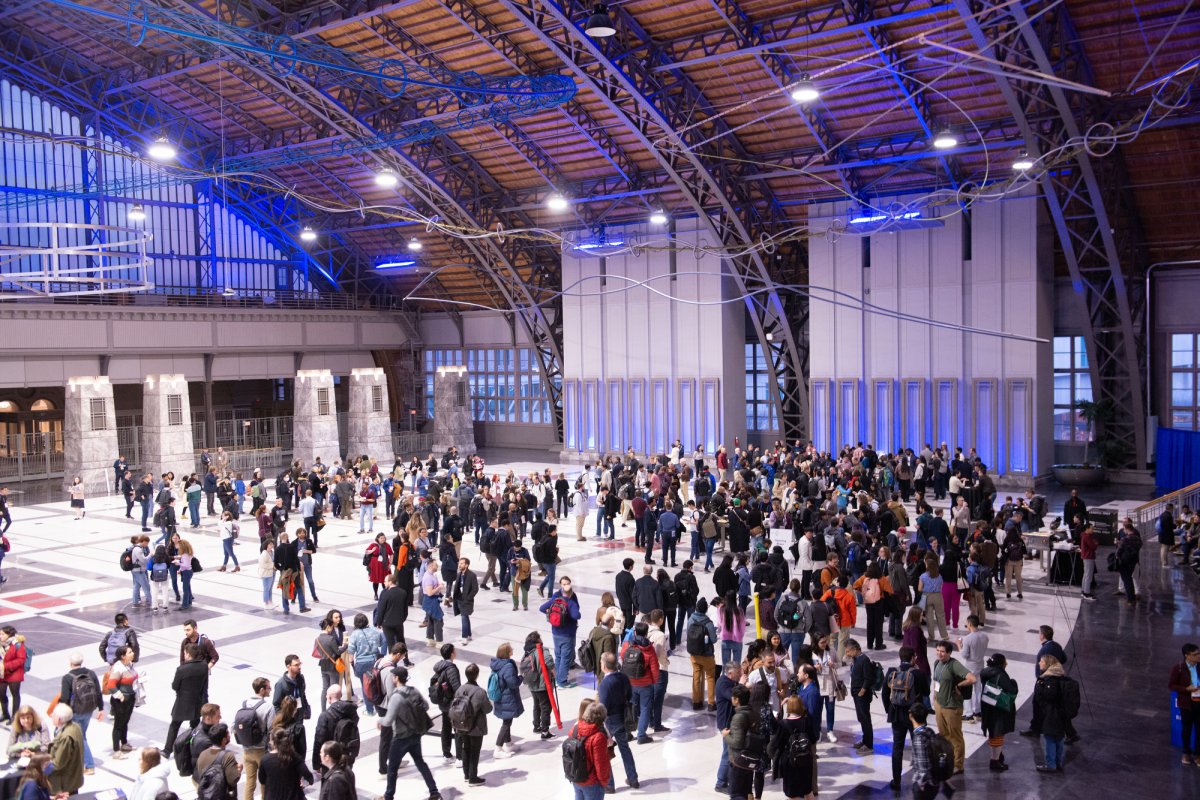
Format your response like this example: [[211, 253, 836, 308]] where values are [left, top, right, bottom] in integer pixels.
[[822, 587, 857, 629]]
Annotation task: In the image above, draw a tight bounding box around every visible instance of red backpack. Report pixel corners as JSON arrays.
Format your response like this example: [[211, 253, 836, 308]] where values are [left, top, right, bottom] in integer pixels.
[[546, 596, 569, 628]]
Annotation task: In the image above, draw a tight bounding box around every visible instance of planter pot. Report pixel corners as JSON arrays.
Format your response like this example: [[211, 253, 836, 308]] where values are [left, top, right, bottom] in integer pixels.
[[1051, 465, 1107, 487]]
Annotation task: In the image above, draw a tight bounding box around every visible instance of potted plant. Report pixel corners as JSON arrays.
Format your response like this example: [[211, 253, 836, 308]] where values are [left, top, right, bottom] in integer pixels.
[[1052, 398, 1116, 486]]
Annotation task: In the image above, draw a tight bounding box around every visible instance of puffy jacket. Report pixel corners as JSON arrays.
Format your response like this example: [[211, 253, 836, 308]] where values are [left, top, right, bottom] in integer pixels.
[[489, 657, 524, 720], [3, 635, 27, 682], [618, 637, 660, 688], [570, 720, 612, 787]]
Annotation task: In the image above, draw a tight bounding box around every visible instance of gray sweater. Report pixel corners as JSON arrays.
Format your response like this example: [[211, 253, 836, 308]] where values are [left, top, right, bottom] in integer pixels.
[[380, 684, 428, 738]]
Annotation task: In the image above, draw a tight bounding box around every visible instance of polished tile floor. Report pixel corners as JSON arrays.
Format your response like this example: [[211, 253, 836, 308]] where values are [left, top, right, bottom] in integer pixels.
[[0, 453, 1187, 799]]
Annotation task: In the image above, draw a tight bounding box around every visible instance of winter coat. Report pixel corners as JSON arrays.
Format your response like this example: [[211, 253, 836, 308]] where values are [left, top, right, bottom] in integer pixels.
[[569, 720, 612, 787], [978, 665, 1018, 737], [311, 700, 359, 771], [452, 568, 479, 616], [2, 635, 27, 682], [170, 660, 210, 721], [317, 766, 355, 800], [1033, 664, 1075, 738], [47, 722, 84, 795], [687, 610, 718, 657], [366, 543, 393, 584], [128, 760, 171, 800], [489, 656, 524, 720], [453, 682, 492, 737]]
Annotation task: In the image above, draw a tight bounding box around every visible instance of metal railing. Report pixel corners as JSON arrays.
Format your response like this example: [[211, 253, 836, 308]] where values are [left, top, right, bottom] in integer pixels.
[[200, 415, 294, 451], [194, 447, 285, 476], [11, 286, 412, 312], [1132, 480, 1200, 532], [393, 432, 434, 458], [0, 430, 65, 483]]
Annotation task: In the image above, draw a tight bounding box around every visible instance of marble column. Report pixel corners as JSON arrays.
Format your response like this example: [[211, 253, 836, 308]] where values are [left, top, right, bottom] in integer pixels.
[[142, 374, 197, 479], [292, 369, 340, 469], [347, 368, 394, 465], [63, 376, 119, 494], [431, 366, 477, 456]]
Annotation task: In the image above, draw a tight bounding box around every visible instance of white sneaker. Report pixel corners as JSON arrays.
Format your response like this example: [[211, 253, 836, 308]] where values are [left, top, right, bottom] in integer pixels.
[[503, 742, 518, 755], [825, 731, 837, 743], [459, 638, 471, 646], [494, 748, 512, 760]]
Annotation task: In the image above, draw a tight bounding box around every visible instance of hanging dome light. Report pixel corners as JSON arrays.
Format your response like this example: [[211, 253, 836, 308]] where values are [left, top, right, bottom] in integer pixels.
[[546, 192, 570, 212], [407, 237, 423, 252], [127, 204, 146, 222], [147, 136, 177, 161], [584, 4, 616, 38], [1012, 151, 1035, 171], [374, 167, 399, 189], [932, 128, 958, 150], [299, 225, 318, 242], [790, 74, 820, 104], [649, 209, 668, 226]]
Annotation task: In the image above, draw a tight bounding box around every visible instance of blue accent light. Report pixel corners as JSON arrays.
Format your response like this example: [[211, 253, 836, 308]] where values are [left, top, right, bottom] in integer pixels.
[[375, 260, 417, 270], [849, 211, 921, 224], [574, 240, 624, 251]]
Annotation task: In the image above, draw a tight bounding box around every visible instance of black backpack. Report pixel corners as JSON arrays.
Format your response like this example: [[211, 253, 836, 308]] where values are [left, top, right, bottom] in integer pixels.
[[196, 760, 228, 800], [480, 527, 498, 555], [449, 692, 477, 733], [686, 620, 710, 656], [233, 700, 267, 748], [69, 672, 100, 715], [620, 645, 646, 680], [119, 547, 135, 572], [333, 715, 361, 759], [924, 728, 956, 782], [810, 535, 827, 562], [785, 729, 811, 764], [576, 638, 597, 674], [562, 726, 596, 782], [429, 665, 454, 706], [1061, 676, 1081, 719], [173, 727, 196, 776], [775, 594, 801, 630]]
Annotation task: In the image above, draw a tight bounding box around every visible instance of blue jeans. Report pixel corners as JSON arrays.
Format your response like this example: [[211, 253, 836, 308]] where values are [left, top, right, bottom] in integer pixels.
[[651, 670, 668, 728], [824, 696, 836, 733], [359, 504, 374, 532], [131, 570, 150, 604], [552, 632, 574, 685], [474, 521, 485, 544], [281, 573, 306, 612], [780, 631, 804, 667], [1044, 735, 1065, 769], [303, 562, 317, 599], [716, 739, 730, 787], [354, 661, 376, 714], [721, 640, 742, 667], [631, 684, 654, 738], [704, 537, 716, 570], [574, 783, 605, 800], [73, 712, 95, 769], [180, 570, 193, 608], [690, 531, 701, 560], [539, 562, 557, 595], [604, 718, 639, 787], [261, 576, 273, 603], [461, 613, 472, 639], [384, 734, 436, 800], [222, 539, 239, 567], [140, 499, 151, 529], [188, 500, 200, 527]]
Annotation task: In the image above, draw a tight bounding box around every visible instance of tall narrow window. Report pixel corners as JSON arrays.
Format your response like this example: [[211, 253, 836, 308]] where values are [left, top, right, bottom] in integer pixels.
[[1052, 336, 1092, 441], [89, 398, 107, 431], [1171, 333, 1200, 430], [167, 394, 183, 426], [745, 342, 778, 432], [371, 385, 383, 413], [317, 388, 331, 416]]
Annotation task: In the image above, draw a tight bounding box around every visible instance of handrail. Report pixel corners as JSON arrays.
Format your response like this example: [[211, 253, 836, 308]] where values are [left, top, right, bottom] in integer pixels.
[[1132, 480, 1200, 512]]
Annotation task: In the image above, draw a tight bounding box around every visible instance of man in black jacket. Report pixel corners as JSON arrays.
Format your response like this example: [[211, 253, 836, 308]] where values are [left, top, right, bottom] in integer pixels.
[[374, 574, 409, 650], [272, 654, 311, 719], [615, 559, 636, 632], [673, 561, 700, 642], [554, 473, 570, 518], [59, 654, 103, 775], [164, 644, 209, 758], [269, 498, 289, 538], [846, 639, 875, 754], [632, 565, 663, 618], [312, 684, 360, 773]]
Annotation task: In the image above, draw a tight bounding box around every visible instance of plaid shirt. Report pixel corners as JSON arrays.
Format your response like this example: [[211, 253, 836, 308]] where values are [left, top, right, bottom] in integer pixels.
[[910, 724, 933, 785]]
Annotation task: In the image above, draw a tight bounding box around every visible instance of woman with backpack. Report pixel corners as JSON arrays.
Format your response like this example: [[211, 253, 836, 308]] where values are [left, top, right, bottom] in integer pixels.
[[853, 562, 893, 651], [768, 695, 815, 800], [901, 607, 932, 680], [519, 632, 554, 740], [565, 701, 612, 800], [489, 642, 523, 757], [979, 652, 1018, 772], [717, 591, 747, 667], [104, 644, 138, 757], [129, 535, 151, 607], [1033, 654, 1078, 773], [269, 697, 307, 771]]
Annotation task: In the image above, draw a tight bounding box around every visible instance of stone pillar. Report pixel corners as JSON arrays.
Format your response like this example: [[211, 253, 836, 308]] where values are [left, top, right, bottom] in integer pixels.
[[347, 368, 395, 465], [431, 366, 477, 456], [292, 369, 340, 468], [142, 374, 197, 479], [63, 376, 118, 494]]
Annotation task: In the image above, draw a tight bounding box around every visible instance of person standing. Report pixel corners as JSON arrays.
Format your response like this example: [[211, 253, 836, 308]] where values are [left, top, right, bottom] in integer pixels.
[[615, 560, 636, 633], [646, 610, 671, 734], [723, 685, 762, 800], [59, 654, 104, 776], [311, 685, 359, 775], [1115, 523, 1143, 606], [567, 701, 613, 800], [1033, 654, 1079, 773], [931, 640, 976, 774], [489, 642, 524, 757], [518, 633, 554, 740], [956, 616, 989, 722], [420, 559, 446, 647], [164, 644, 208, 758], [907, 703, 947, 800], [377, 666, 441, 800], [979, 653, 1018, 772], [46, 705, 84, 796], [68, 475, 86, 520], [104, 645, 139, 759], [317, 741, 355, 800], [258, 728, 312, 800], [1169, 643, 1200, 764], [272, 655, 312, 721], [450, 662, 491, 786], [236, 678, 274, 800], [1079, 523, 1098, 601], [313, 620, 346, 713], [452, 557, 478, 646], [539, 575, 583, 688], [619, 621, 661, 744], [767, 695, 816, 800], [273, 531, 311, 614], [430, 644, 462, 762], [194, 723, 241, 798], [1002, 527, 1027, 601], [844, 640, 875, 754], [597, 651, 639, 790], [374, 574, 409, 651]]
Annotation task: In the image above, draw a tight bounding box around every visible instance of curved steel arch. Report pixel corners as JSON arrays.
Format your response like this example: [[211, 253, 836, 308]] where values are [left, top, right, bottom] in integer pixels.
[[951, 0, 1147, 467], [494, 0, 810, 442]]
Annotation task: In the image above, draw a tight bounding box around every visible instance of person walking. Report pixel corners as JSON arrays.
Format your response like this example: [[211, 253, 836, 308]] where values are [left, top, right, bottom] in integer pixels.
[[620, 621, 661, 744], [218, 510, 241, 573], [917, 556, 948, 643], [845, 639, 875, 754], [450, 662, 491, 786], [882, 645, 930, 791], [377, 666, 441, 800], [272, 532, 310, 614], [686, 597, 719, 710], [59, 654, 103, 776], [374, 574, 409, 650], [194, 723, 241, 799], [164, 644, 208, 758], [566, 701, 613, 800], [1169, 643, 1200, 764], [957, 615, 989, 722], [346, 614, 385, 715], [979, 652, 1018, 772], [489, 642, 524, 757], [1115, 523, 1143, 606], [931, 639, 976, 774], [452, 557, 479, 646], [596, 651, 639, 790], [430, 644, 462, 762], [539, 575, 582, 688]]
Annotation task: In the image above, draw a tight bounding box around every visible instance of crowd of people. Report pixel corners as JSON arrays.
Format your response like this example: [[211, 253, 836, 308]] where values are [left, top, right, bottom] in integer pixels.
[[0, 438, 1189, 800]]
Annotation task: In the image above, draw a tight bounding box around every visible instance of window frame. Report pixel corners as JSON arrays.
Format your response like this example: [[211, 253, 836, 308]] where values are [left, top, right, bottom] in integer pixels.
[[1052, 335, 1093, 442]]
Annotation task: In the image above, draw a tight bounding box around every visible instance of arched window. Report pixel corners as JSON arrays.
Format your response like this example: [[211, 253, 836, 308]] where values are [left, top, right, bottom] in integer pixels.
[[31, 399, 54, 412], [0, 401, 18, 414]]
